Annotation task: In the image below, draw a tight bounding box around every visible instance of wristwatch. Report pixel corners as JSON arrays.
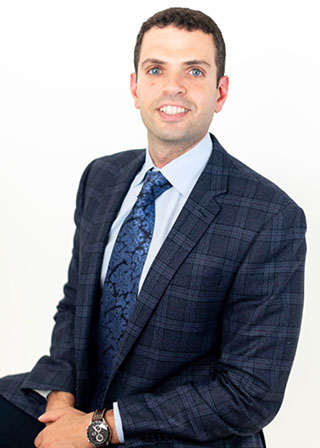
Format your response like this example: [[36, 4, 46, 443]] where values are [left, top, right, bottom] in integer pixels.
[[87, 408, 112, 447]]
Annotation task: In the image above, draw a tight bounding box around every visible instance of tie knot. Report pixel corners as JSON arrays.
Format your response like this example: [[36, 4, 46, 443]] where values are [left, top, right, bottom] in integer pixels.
[[140, 170, 172, 201]]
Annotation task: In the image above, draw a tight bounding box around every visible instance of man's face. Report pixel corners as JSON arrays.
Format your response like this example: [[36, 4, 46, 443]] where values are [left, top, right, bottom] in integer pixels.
[[130, 26, 228, 153]]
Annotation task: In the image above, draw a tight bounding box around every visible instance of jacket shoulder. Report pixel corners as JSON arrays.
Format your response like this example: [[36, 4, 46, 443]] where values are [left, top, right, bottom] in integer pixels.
[[212, 135, 304, 213], [89, 149, 145, 176], [77, 149, 145, 192]]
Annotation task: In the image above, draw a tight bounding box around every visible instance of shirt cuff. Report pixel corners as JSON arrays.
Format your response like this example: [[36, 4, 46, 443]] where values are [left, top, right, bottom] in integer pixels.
[[34, 389, 51, 400], [113, 401, 125, 443]]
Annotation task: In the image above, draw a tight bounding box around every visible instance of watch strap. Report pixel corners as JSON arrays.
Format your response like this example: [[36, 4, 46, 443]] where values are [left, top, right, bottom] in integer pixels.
[[92, 408, 107, 422]]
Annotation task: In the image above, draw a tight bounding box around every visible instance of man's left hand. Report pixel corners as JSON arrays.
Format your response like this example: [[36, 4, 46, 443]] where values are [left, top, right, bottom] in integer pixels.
[[34, 407, 93, 448]]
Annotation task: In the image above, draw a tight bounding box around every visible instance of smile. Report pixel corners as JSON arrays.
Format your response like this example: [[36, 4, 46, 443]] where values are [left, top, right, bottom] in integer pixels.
[[159, 105, 189, 115]]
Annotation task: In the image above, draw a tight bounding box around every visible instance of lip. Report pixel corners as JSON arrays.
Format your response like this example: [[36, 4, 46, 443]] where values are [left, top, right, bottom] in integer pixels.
[[157, 109, 189, 121]]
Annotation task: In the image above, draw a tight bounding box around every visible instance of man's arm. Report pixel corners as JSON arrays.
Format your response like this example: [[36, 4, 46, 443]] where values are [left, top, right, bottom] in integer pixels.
[[21, 162, 95, 398], [117, 204, 306, 445]]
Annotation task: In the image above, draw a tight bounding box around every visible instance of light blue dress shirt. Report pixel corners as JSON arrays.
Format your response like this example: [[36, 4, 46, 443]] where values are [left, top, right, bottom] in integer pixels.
[[101, 133, 213, 442]]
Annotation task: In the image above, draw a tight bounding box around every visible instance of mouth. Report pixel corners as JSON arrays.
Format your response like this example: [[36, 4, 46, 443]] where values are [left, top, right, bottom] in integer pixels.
[[157, 104, 190, 120]]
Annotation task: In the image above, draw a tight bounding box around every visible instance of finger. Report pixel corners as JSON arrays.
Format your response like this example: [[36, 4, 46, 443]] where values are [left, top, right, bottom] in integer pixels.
[[34, 430, 43, 447], [38, 413, 56, 423], [38, 407, 69, 423]]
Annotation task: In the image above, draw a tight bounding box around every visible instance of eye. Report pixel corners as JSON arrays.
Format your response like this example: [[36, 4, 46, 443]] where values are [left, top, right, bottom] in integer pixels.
[[189, 68, 204, 77], [148, 67, 161, 75]]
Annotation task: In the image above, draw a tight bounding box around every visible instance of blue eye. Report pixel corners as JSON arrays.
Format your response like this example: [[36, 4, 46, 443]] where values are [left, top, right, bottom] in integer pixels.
[[148, 67, 161, 75], [190, 68, 203, 77]]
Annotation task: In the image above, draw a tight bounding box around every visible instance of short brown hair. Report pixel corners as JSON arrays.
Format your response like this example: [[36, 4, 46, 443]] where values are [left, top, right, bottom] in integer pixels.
[[134, 7, 226, 86]]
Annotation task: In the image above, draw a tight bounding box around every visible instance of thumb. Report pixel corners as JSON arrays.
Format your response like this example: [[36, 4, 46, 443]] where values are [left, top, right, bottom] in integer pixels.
[[38, 407, 70, 423]]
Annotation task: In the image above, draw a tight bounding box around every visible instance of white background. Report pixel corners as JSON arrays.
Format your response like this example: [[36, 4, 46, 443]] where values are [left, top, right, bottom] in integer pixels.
[[0, 1, 319, 446]]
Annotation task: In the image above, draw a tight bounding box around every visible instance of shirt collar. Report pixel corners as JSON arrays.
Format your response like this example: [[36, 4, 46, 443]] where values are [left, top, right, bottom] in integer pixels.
[[132, 151, 155, 187], [134, 133, 212, 196]]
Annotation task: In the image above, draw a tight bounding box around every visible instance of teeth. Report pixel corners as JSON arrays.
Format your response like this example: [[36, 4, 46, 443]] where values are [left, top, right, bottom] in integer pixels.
[[160, 105, 188, 115]]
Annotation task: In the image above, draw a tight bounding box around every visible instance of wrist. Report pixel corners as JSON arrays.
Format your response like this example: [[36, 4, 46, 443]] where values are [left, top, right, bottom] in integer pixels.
[[105, 409, 120, 444], [46, 390, 75, 410]]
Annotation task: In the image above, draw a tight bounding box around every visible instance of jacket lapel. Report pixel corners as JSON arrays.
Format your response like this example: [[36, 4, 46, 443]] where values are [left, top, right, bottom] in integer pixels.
[[112, 135, 230, 377]]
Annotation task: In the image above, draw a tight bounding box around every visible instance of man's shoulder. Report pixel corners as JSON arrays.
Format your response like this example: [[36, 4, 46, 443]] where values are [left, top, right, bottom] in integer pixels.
[[213, 135, 303, 212], [90, 148, 145, 173], [78, 148, 145, 192]]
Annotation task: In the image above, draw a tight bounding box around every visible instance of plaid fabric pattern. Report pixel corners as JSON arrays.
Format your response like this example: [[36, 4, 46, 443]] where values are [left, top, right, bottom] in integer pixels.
[[0, 134, 306, 447]]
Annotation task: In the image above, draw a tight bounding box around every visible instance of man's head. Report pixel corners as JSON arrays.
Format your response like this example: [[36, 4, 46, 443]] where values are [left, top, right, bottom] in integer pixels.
[[134, 7, 226, 86], [130, 8, 229, 162]]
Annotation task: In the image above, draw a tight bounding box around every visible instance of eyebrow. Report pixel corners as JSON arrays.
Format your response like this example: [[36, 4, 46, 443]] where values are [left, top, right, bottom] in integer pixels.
[[141, 58, 211, 68], [141, 58, 166, 67], [183, 60, 211, 68]]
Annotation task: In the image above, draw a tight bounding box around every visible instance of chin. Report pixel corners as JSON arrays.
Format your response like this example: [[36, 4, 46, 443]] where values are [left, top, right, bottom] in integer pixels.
[[154, 129, 194, 145]]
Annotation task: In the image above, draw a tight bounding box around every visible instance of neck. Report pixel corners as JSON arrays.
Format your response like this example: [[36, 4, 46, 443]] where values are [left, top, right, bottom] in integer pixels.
[[148, 134, 206, 168]]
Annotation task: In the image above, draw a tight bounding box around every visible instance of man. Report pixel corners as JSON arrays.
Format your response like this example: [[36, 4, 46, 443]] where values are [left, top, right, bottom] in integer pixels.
[[0, 7, 306, 448]]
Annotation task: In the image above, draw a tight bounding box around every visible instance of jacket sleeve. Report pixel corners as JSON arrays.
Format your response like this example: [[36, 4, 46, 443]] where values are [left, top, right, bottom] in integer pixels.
[[117, 204, 307, 446], [20, 161, 94, 395]]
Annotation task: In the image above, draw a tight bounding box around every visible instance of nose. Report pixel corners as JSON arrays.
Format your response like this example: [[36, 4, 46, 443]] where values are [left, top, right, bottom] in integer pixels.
[[162, 72, 186, 96]]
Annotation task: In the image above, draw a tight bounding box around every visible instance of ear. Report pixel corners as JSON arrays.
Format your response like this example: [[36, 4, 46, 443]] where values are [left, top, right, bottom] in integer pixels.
[[214, 76, 229, 113], [130, 72, 140, 109]]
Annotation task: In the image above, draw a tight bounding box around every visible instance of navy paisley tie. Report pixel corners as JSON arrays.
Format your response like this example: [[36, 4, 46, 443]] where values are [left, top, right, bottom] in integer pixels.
[[91, 170, 172, 407]]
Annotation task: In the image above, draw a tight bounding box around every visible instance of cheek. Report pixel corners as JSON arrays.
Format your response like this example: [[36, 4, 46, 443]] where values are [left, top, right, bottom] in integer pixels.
[[194, 95, 215, 114], [137, 86, 159, 109], [189, 83, 214, 103], [198, 89, 218, 115]]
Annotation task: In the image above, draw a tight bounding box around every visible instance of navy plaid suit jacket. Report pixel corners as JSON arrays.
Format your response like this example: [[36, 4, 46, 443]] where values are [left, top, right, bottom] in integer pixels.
[[0, 134, 306, 447]]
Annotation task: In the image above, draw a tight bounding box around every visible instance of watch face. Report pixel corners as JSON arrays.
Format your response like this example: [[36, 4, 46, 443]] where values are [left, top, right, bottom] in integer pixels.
[[87, 421, 110, 446]]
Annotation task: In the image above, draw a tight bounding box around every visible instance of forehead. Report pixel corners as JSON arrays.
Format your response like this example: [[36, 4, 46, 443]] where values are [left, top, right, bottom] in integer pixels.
[[139, 26, 216, 66]]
